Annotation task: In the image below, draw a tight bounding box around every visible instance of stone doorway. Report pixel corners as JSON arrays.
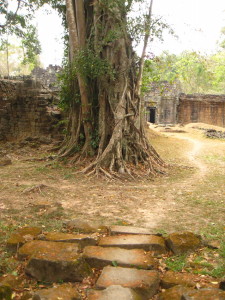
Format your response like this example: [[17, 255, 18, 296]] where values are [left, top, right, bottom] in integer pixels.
[[149, 107, 156, 123]]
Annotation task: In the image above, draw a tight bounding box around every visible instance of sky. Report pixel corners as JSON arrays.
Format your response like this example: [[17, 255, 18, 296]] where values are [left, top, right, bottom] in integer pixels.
[[35, 0, 225, 67]]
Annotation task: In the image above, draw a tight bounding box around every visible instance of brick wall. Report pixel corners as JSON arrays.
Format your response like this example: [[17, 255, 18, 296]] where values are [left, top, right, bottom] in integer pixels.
[[0, 79, 61, 141], [178, 94, 225, 127]]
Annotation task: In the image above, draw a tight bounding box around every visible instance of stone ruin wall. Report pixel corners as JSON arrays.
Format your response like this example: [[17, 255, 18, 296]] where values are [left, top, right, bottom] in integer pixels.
[[0, 78, 61, 141], [178, 94, 225, 127], [145, 82, 225, 127], [31, 65, 61, 90], [1, 77, 225, 143]]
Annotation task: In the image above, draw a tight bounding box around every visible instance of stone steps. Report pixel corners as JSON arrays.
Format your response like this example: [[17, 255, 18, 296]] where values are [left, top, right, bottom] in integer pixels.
[[95, 266, 160, 299], [98, 234, 167, 253], [83, 246, 158, 269], [2, 222, 224, 300]]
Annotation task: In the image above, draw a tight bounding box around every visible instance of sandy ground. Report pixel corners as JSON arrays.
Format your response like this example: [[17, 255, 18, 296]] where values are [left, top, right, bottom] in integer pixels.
[[0, 123, 224, 234]]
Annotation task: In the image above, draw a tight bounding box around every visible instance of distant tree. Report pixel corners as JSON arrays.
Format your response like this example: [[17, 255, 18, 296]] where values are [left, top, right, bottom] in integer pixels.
[[211, 51, 225, 92], [219, 27, 225, 49], [0, 41, 40, 76], [142, 52, 178, 92], [175, 52, 213, 93], [143, 51, 216, 94], [0, 0, 42, 74]]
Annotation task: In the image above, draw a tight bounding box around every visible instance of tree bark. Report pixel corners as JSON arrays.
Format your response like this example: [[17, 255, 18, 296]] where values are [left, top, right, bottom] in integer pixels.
[[136, 0, 153, 95], [65, 0, 92, 155]]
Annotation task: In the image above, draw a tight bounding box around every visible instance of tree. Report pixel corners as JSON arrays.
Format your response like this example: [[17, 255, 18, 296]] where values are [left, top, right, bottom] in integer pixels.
[[0, 0, 42, 73], [0, 41, 39, 76], [0, 0, 166, 177], [219, 27, 225, 49], [58, 0, 165, 178], [211, 51, 225, 92], [143, 51, 215, 94]]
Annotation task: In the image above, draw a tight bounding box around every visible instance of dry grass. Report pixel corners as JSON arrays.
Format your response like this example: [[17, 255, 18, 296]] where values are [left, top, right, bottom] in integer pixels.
[[0, 124, 224, 236]]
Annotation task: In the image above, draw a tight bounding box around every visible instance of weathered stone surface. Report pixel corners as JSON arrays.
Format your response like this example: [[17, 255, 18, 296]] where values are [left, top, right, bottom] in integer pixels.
[[83, 246, 157, 269], [17, 227, 42, 236], [7, 227, 42, 250], [98, 234, 166, 253], [181, 288, 225, 300], [0, 284, 12, 300], [32, 283, 81, 300], [0, 78, 60, 141], [161, 271, 219, 289], [166, 232, 201, 254], [158, 285, 194, 300], [178, 94, 225, 128], [42, 232, 97, 249], [96, 266, 160, 299], [25, 241, 91, 282], [18, 240, 79, 260], [87, 285, 142, 300], [64, 219, 108, 234], [110, 225, 154, 235], [204, 240, 221, 249]]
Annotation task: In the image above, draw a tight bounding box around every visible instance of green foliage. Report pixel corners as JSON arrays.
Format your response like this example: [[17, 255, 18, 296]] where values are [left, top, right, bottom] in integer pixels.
[[0, 0, 45, 73], [219, 26, 225, 49], [0, 41, 31, 75], [90, 130, 100, 150], [58, 48, 115, 110], [143, 50, 225, 94], [142, 52, 178, 92], [210, 51, 225, 92], [73, 49, 115, 80], [57, 63, 81, 110], [165, 255, 188, 272], [21, 25, 41, 65]]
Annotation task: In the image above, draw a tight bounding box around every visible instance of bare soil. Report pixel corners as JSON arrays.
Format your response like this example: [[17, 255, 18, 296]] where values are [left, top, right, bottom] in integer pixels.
[[0, 123, 224, 235]]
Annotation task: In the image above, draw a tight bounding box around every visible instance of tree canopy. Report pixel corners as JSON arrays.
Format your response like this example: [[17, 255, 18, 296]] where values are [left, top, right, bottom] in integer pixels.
[[143, 50, 225, 94]]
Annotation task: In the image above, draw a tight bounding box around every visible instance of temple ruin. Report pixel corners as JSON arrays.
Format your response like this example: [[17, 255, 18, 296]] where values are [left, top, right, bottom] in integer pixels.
[[0, 75, 225, 143], [144, 81, 225, 127]]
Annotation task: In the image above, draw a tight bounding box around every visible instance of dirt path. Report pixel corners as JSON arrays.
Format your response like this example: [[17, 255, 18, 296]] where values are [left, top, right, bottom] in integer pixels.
[[0, 124, 224, 233], [171, 135, 208, 177], [134, 125, 225, 229], [181, 137, 207, 174]]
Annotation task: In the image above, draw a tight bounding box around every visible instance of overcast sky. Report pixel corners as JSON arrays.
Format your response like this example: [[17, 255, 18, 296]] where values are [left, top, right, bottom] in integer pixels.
[[35, 0, 225, 67]]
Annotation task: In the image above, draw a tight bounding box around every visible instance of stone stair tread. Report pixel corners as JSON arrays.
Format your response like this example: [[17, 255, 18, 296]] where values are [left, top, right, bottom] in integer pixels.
[[182, 288, 225, 300], [25, 241, 91, 282], [42, 232, 98, 248], [161, 270, 220, 289], [32, 283, 81, 300], [96, 266, 160, 299], [110, 225, 154, 235], [83, 246, 157, 269], [6, 227, 42, 250], [98, 234, 166, 253], [87, 285, 142, 300], [18, 240, 80, 260]]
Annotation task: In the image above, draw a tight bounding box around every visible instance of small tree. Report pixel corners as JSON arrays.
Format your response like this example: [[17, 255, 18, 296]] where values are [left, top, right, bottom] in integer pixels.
[[59, 0, 165, 178]]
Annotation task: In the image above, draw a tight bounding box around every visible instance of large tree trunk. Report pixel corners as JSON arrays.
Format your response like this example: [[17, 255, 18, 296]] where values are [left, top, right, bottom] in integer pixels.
[[60, 0, 166, 178]]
